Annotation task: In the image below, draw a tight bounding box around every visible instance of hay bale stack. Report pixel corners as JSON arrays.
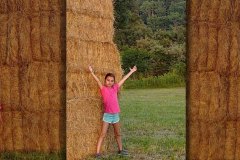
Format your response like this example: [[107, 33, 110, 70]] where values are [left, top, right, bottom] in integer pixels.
[[0, 0, 66, 152], [67, 0, 123, 159], [188, 0, 240, 159]]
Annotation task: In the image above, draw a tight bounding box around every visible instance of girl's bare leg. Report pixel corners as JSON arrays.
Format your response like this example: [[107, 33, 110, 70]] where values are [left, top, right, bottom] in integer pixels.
[[113, 122, 123, 151], [96, 122, 109, 154]]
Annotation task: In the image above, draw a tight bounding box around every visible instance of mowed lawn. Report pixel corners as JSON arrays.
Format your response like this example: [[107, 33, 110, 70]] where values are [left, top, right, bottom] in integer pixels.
[[119, 88, 186, 160]]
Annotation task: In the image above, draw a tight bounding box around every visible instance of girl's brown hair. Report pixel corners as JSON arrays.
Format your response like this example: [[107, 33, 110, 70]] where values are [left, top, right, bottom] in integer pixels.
[[105, 73, 115, 82]]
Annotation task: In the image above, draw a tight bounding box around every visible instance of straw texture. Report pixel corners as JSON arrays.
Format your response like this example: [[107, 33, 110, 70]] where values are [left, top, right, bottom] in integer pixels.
[[0, 0, 66, 152], [188, 0, 240, 159], [66, 0, 123, 159]]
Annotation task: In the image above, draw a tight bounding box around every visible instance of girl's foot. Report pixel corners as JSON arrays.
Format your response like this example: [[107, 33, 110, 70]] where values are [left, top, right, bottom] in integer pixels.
[[118, 149, 129, 156], [95, 153, 101, 159]]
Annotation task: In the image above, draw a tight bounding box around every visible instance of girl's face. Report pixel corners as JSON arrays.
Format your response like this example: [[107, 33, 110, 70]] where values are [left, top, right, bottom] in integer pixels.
[[105, 76, 115, 87]]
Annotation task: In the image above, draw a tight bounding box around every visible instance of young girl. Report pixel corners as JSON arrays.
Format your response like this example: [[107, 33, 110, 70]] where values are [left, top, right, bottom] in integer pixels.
[[89, 65, 137, 158]]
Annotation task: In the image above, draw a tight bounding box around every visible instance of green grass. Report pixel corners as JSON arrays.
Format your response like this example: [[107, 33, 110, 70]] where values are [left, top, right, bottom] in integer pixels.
[[0, 151, 65, 160], [124, 73, 185, 89], [119, 88, 186, 160]]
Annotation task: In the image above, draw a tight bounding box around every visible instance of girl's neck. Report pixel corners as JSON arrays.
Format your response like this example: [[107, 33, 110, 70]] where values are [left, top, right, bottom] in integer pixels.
[[105, 84, 114, 88]]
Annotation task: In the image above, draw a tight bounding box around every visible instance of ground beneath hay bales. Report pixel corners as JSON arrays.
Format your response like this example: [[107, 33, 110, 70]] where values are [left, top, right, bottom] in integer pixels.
[[88, 88, 186, 160]]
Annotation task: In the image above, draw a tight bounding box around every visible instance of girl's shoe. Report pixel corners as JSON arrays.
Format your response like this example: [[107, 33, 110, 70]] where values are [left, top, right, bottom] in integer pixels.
[[95, 153, 101, 159], [118, 149, 129, 156]]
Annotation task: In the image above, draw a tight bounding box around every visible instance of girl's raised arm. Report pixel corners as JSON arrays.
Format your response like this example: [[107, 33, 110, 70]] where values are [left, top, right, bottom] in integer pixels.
[[118, 65, 137, 87], [89, 66, 103, 89]]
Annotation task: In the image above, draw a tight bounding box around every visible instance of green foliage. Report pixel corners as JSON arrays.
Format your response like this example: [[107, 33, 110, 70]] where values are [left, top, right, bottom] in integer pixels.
[[121, 46, 181, 78], [169, 1, 186, 15], [123, 72, 185, 89], [136, 38, 165, 52], [170, 61, 186, 78], [121, 48, 151, 78], [114, 0, 186, 80], [115, 24, 151, 48], [150, 50, 177, 76]]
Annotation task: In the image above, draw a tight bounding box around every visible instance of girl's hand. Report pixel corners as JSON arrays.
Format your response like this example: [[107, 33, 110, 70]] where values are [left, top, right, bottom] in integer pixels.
[[89, 65, 93, 73], [130, 65, 137, 72]]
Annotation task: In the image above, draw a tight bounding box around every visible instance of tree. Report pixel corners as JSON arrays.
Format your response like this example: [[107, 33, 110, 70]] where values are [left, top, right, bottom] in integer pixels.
[[150, 49, 177, 76], [121, 48, 151, 78]]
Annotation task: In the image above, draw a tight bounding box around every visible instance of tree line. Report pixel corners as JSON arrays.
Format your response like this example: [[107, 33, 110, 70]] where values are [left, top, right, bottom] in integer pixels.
[[114, 0, 186, 79]]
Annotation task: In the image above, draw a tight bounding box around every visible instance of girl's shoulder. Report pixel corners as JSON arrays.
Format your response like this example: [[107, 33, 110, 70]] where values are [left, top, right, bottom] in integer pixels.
[[113, 83, 119, 88], [113, 83, 120, 91]]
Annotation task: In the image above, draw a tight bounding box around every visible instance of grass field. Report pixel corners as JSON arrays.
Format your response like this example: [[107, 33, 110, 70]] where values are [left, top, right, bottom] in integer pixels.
[[88, 87, 186, 160], [1, 88, 186, 160], [119, 88, 186, 160], [0, 151, 65, 160]]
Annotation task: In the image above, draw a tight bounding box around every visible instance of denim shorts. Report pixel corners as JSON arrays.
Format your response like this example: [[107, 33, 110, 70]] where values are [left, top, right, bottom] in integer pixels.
[[103, 113, 120, 124]]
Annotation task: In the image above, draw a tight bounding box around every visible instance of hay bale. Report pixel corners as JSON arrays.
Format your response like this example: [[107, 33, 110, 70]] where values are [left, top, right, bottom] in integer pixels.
[[0, 115, 3, 151], [40, 0, 49, 11], [49, 0, 61, 11], [49, 12, 61, 62], [19, 16, 31, 63], [198, 72, 210, 121], [37, 63, 50, 111], [8, 14, 19, 65], [228, 76, 238, 120], [40, 13, 51, 61], [0, 0, 65, 153], [0, 0, 7, 14], [2, 112, 13, 151], [38, 111, 49, 151], [66, 0, 123, 159], [30, 0, 40, 12], [0, 66, 10, 111], [197, 24, 208, 71], [188, 0, 240, 159], [207, 25, 218, 70], [7, 0, 17, 12], [0, 34, 7, 65], [224, 121, 237, 159], [236, 121, 240, 159], [67, 0, 114, 19], [218, 1, 231, 23], [208, 122, 225, 159], [10, 67, 20, 111], [31, 15, 42, 61], [12, 111, 24, 150], [49, 62, 64, 110], [0, 14, 8, 36], [188, 23, 199, 71], [216, 26, 230, 75], [48, 111, 60, 150], [208, 0, 220, 22], [188, 72, 200, 122], [28, 63, 41, 112], [19, 64, 31, 111], [188, 1, 201, 21], [229, 23, 240, 74], [67, 13, 114, 42], [22, 111, 40, 151], [199, 1, 210, 21]]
